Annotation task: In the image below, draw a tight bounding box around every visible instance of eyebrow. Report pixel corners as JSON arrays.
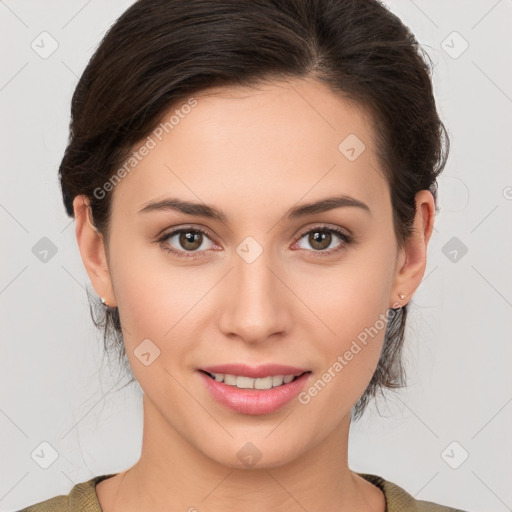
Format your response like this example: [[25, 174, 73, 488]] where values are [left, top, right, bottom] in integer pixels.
[[137, 194, 371, 223]]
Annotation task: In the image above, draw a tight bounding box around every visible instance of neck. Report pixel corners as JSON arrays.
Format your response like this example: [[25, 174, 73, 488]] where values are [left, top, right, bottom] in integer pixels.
[[97, 394, 384, 512]]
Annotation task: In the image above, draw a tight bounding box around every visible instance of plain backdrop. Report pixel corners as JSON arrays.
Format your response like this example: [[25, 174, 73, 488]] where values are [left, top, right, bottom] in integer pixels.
[[1, 1, 511, 511]]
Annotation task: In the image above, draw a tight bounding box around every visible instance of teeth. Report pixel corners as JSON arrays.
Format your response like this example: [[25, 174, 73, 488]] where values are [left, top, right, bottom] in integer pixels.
[[208, 372, 299, 389]]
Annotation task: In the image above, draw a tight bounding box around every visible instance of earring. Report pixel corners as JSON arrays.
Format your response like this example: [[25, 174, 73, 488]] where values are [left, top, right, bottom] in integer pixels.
[[100, 297, 110, 307], [398, 293, 406, 300]]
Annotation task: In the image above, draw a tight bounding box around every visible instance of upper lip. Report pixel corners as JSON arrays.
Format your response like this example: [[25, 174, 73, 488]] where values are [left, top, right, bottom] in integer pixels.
[[199, 364, 310, 379]]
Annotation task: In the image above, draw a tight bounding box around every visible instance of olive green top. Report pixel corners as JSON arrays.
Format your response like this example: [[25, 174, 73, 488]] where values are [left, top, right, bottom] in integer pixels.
[[17, 472, 469, 511]]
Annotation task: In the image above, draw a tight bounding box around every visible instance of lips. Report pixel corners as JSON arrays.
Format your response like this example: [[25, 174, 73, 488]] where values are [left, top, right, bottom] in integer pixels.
[[199, 363, 309, 379], [197, 369, 312, 415]]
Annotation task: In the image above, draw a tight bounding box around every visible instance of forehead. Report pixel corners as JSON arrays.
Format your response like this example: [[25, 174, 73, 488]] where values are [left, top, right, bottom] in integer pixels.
[[111, 78, 389, 221]]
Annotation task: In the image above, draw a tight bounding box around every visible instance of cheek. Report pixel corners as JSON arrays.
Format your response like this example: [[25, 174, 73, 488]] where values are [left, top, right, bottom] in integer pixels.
[[298, 249, 393, 339], [297, 291, 389, 417], [108, 248, 198, 405], [294, 251, 394, 401], [109, 236, 199, 334], [108, 243, 220, 388]]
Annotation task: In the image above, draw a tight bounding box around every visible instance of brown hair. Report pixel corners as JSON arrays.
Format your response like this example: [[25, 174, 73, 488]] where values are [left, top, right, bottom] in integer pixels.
[[59, 0, 449, 420]]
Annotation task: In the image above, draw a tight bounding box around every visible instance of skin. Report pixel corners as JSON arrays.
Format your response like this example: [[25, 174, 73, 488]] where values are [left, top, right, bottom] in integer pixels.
[[74, 77, 435, 512]]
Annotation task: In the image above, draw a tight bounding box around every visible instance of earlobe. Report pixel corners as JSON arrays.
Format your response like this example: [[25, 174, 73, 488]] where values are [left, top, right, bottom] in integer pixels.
[[389, 190, 436, 309], [73, 195, 116, 306]]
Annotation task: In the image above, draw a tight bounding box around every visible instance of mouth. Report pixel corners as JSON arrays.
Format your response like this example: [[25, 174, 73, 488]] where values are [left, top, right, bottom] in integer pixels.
[[199, 369, 310, 390], [197, 369, 313, 415]]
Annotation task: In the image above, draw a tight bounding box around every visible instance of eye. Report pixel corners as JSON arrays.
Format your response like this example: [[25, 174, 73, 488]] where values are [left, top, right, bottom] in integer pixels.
[[156, 224, 353, 260], [293, 225, 352, 256], [156, 226, 217, 259]]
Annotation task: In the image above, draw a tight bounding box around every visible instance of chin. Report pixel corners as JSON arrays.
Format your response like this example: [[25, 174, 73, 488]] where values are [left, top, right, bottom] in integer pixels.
[[198, 436, 308, 471]]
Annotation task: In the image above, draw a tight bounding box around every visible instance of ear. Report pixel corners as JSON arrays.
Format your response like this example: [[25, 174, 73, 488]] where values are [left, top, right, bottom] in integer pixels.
[[389, 189, 436, 308], [73, 195, 117, 307]]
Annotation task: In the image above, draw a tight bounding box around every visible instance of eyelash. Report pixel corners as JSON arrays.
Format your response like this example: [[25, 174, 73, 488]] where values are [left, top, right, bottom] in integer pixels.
[[156, 224, 353, 259]]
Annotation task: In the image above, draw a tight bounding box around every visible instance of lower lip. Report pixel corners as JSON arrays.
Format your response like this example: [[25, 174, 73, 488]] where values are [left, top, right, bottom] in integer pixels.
[[197, 370, 311, 415]]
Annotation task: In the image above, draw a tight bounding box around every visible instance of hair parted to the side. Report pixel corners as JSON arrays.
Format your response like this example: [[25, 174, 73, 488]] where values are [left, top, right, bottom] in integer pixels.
[[59, 0, 449, 421]]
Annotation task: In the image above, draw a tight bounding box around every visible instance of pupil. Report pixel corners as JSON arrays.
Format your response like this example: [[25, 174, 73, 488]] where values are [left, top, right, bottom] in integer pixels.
[[310, 231, 331, 250], [181, 231, 201, 250]]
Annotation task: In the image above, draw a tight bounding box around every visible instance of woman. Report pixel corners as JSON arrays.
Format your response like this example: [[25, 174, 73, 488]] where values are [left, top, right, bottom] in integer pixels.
[[18, 0, 469, 510]]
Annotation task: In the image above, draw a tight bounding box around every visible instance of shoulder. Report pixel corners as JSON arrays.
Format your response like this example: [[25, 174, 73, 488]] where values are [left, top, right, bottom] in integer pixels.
[[16, 474, 118, 512], [16, 494, 68, 512], [356, 472, 470, 512], [17, 471, 471, 512]]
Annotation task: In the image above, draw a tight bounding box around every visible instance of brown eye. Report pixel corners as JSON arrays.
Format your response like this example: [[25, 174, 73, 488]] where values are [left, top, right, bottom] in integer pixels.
[[308, 230, 333, 251], [157, 227, 216, 259], [295, 225, 351, 255], [178, 231, 203, 251]]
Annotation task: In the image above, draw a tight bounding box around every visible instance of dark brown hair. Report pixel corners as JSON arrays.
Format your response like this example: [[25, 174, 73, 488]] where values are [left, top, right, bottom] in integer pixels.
[[59, 0, 449, 420]]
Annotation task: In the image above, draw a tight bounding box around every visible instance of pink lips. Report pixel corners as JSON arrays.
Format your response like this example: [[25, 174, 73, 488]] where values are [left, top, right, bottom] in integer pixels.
[[200, 363, 309, 379], [197, 364, 312, 415]]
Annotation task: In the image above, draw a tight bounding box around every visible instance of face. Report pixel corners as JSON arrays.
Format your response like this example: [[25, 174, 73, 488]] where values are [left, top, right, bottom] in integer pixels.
[[75, 77, 432, 470]]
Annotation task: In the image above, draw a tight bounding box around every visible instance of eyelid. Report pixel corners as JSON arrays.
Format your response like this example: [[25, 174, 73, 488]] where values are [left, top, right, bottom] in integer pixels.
[[156, 222, 353, 259], [156, 224, 218, 253], [295, 223, 351, 239], [157, 224, 219, 246], [292, 223, 353, 254], [156, 222, 351, 242]]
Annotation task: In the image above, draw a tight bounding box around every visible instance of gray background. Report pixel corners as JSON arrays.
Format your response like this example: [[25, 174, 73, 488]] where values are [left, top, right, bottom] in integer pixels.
[[1, 1, 511, 511]]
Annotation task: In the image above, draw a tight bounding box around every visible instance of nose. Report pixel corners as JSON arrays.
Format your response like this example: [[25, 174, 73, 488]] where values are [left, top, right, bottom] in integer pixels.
[[218, 248, 292, 345]]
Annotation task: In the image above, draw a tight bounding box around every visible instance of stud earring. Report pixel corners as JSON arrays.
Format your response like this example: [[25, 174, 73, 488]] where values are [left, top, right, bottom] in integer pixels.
[[398, 293, 406, 300], [100, 297, 110, 307]]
